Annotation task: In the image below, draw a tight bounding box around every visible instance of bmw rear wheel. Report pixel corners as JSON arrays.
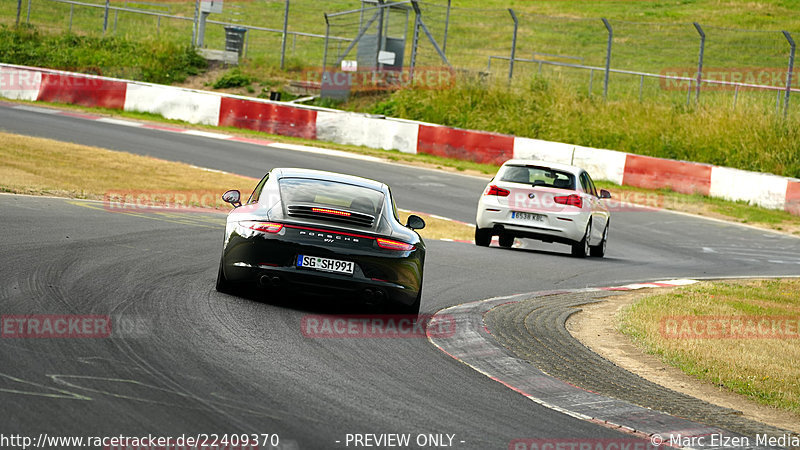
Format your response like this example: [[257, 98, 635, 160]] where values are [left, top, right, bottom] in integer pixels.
[[590, 223, 608, 258], [571, 221, 591, 258], [475, 227, 492, 247], [499, 234, 515, 248]]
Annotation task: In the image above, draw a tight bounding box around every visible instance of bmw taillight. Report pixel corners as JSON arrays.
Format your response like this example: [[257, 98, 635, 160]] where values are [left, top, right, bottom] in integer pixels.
[[242, 221, 284, 233], [484, 185, 510, 197], [376, 238, 414, 251], [553, 194, 583, 208]]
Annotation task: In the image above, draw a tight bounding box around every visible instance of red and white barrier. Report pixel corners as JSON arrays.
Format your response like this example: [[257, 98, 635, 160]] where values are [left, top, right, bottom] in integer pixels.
[[0, 66, 42, 101], [218, 96, 317, 139], [2, 62, 799, 217], [417, 125, 514, 165], [125, 82, 221, 125], [710, 166, 789, 210], [623, 154, 713, 196], [316, 111, 419, 154]]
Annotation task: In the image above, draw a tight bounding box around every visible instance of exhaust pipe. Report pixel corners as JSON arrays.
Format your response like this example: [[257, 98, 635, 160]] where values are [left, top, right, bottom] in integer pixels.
[[258, 275, 271, 287], [362, 288, 386, 305]]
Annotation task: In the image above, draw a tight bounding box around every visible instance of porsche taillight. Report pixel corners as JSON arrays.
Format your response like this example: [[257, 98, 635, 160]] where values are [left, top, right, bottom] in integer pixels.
[[484, 185, 510, 197], [242, 221, 284, 233], [553, 194, 583, 208], [311, 207, 351, 217], [376, 238, 414, 251]]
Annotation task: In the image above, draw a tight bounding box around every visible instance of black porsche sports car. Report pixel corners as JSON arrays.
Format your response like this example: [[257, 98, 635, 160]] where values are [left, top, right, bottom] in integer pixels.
[[216, 168, 426, 314]]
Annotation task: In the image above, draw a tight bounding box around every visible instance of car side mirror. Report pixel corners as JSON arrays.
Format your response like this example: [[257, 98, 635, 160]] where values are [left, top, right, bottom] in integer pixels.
[[599, 189, 612, 199], [222, 189, 242, 207], [406, 214, 426, 230]]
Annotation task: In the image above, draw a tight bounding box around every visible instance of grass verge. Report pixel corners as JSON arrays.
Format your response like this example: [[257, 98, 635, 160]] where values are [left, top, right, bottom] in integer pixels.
[[0, 131, 473, 241], [6, 97, 800, 237], [619, 279, 800, 415]]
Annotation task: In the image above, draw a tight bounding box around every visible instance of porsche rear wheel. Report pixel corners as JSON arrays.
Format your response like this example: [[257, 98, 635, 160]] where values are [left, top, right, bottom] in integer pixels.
[[215, 257, 234, 294]]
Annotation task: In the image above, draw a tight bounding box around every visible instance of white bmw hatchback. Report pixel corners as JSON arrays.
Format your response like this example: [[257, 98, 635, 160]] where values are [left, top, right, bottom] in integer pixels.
[[475, 159, 612, 257]]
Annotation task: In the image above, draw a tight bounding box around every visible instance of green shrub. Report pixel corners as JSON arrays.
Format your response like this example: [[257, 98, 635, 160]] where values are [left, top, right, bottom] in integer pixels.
[[0, 25, 205, 84], [212, 69, 251, 89]]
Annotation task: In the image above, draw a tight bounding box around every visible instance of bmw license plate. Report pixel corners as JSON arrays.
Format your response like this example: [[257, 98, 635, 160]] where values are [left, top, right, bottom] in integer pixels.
[[297, 255, 354, 275], [512, 211, 545, 222]]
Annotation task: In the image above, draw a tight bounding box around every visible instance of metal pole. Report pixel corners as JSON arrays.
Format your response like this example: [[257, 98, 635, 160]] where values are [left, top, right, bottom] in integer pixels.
[[777, 91, 781, 114], [376, 0, 385, 71], [589, 69, 594, 95], [26, 0, 31, 23], [602, 18, 612, 100], [733, 84, 739, 109], [157, 15, 160, 36], [69, 4, 73, 32], [113, 8, 118, 34], [508, 9, 518, 83], [103, 0, 109, 34], [639, 74, 644, 102], [198, 12, 208, 47], [280, 0, 290, 70], [16, 0, 21, 26], [686, 80, 692, 106], [783, 31, 795, 119], [693, 22, 705, 103], [322, 13, 330, 69], [410, 0, 451, 66], [192, 0, 199, 46], [410, 7, 421, 81], [442, 0, 451, 55], [244, 28, 249, 57]]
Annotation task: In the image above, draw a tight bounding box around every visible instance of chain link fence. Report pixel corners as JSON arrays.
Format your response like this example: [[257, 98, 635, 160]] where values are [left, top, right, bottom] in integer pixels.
[[4, 0, 798, 114]]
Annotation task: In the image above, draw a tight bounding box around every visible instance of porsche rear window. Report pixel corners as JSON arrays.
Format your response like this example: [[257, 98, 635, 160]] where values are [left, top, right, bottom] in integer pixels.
[[279, 178, 385, 216], [499, 165, 575, 190]]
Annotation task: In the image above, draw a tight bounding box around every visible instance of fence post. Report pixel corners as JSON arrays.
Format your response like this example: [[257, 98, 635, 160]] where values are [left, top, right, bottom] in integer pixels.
[[508, 8, 518, 83], [639, 74, 644, 102], [410, 6, 421, 81], [192, 0, 199, 46], [26, 0, 31, 23], [442, 0, 451, 56], [783, 31, 795, 119], [322, 13, 330, 69], [602, 18, 612, 100], [280, 0, 290, 70], [103, 0, 109, 34], [693, 22, 705, 103], [16, 0, 21, 25], [69, 4, 73, 32]]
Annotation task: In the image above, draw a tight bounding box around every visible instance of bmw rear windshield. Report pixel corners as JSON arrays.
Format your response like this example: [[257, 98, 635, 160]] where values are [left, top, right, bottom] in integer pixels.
[[499, 165, 576, 190], [278, 178, 385, 216]]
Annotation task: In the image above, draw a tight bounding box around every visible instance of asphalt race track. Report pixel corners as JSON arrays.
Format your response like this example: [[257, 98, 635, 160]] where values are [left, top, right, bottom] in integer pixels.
[[2, 103, 800, 449]]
